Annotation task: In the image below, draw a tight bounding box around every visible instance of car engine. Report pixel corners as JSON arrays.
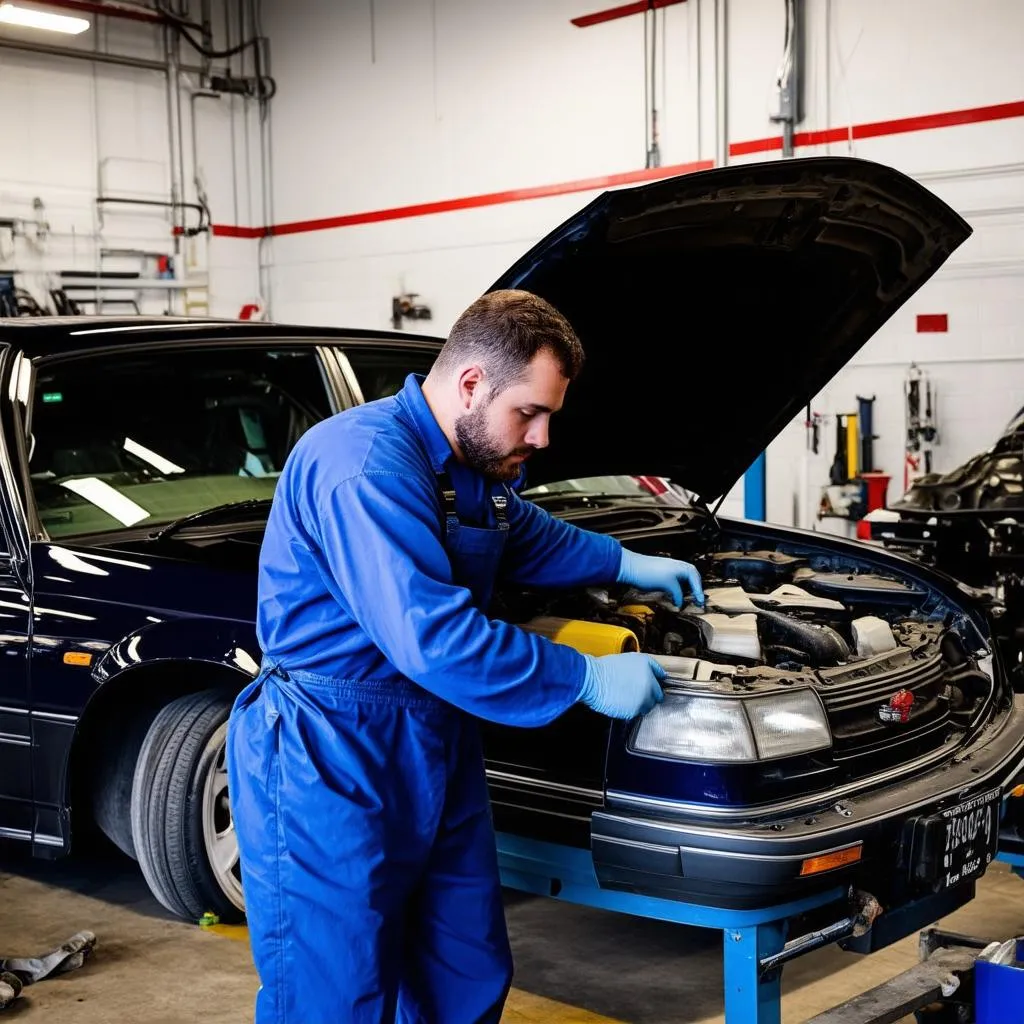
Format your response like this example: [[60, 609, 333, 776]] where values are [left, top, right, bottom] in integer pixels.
[[496, 544, 996, 772]]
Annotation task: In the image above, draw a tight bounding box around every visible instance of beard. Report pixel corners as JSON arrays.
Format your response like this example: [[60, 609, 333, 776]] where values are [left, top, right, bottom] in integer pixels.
[[454, 402, 531, 482]]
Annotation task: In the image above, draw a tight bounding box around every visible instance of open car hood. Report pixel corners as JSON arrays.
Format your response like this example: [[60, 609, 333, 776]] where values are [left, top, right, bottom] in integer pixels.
[[490, 157, 971, 503]]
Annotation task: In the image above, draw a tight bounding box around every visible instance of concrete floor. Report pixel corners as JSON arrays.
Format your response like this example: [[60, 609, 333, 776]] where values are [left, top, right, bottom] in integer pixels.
[[3, 844, 1024, 1023]]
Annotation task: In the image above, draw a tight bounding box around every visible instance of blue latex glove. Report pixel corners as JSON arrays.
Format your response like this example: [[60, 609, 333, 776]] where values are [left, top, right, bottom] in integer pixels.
[[617, 548, 705, 608], [578, 653, 666, 719]]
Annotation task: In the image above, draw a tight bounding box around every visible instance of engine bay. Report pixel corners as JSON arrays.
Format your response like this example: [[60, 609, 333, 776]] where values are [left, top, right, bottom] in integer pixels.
[[497, 543, 995, 732]]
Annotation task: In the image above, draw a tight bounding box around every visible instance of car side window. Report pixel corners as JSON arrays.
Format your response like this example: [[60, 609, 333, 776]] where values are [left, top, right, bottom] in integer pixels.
[[29, 346, 334, 538], [343, 347, 438, 403]]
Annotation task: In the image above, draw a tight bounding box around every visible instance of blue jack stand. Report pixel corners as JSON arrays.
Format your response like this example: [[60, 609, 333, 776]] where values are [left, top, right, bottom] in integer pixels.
[[497, 833, 846, 1024], [997, 847, 1024, 881]]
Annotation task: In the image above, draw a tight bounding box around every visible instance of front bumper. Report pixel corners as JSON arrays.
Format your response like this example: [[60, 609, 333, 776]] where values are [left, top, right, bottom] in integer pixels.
[[593, 694, 1024, 911]]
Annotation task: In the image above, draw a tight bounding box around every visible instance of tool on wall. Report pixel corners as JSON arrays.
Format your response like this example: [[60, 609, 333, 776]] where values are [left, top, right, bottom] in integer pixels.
[[821, 412, 865, 523], [391, 292, 432, 330], [819, 396, 889, 531], [828, 413, 850, 486], [855, 394, 890, 532], [857, 395, 878, 473], [804, 403, 821, 455], [904, 363, 938, 491]]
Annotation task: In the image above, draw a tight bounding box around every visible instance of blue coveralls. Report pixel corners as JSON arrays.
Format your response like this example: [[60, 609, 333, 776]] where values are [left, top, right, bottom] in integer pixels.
[[226, 374, 621, 1023]]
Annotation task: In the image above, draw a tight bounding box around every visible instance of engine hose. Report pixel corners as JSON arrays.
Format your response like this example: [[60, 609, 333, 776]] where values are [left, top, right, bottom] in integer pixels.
[[756, 608, 850, 666]]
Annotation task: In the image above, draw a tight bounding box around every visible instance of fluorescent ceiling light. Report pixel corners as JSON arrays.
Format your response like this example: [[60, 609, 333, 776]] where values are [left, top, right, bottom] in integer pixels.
[[0, 3, 90, 34]]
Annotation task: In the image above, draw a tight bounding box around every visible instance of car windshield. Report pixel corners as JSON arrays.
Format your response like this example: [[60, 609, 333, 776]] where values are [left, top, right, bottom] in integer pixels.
[[29, 346, 333, 538], [27, 343, 691, 539]]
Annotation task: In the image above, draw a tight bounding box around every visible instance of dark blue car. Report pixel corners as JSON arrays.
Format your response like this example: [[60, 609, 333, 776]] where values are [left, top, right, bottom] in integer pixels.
[[3, 158, 1023, 939]]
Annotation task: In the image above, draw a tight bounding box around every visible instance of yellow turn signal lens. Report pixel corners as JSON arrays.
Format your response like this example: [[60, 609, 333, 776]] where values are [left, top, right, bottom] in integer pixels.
[[1010, 784, 1024, 798], [799, 844, 862, 877], [63, 651, 93, 667]]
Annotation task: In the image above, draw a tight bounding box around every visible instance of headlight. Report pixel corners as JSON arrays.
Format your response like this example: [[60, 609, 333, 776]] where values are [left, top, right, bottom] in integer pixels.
[[631, 695, 756, 761], [631, 688, 831, 763], [745, 692, 832, 759]]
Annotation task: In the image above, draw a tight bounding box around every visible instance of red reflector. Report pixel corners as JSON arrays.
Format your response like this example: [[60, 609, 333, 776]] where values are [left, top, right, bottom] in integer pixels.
[[917, 314, 948, 332], [856, 520, 872, 540]]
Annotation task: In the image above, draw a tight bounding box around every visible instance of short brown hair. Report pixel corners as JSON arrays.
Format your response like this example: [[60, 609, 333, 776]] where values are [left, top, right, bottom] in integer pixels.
[[433, 289, 584, 393]]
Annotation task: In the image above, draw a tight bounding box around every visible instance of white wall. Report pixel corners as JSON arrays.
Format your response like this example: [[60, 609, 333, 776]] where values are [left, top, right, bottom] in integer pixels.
[[753, 0, 1024, 530], [0, 4, 262, 319], [261, 0, 711, 327]]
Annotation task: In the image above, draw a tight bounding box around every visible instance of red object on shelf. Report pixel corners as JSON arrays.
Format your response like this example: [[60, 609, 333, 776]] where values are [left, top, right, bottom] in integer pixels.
[[238, 303, 261, 321], [916, 314, 948, 332], [860, 472, 890, 513], [572, 0, 685, 28]]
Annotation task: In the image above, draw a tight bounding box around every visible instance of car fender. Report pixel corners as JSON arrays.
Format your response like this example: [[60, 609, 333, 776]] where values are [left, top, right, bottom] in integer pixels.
[[92, 615, 261, 686]]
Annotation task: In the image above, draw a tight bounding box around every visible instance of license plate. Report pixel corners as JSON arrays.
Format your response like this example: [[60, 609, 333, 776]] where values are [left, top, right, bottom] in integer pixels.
[[936, 787, 1001, 890]]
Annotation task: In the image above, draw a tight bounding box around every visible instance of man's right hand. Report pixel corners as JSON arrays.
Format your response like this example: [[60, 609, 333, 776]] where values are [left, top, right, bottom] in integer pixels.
[[578, 653, 666, 719]]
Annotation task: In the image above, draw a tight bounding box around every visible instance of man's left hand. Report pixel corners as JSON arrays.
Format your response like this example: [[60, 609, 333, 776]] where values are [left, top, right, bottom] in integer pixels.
[[617, 549, 705, 609]]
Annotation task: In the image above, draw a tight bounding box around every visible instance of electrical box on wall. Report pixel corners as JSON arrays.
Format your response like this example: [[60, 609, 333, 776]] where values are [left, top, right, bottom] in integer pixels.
[[391, 293, 432, 330]]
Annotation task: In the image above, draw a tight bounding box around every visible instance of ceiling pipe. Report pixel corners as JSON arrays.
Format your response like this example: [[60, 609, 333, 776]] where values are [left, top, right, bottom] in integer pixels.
[[25, 0, 166, 24], [770, 0, 803, 156], [0, 35, 204, 73]]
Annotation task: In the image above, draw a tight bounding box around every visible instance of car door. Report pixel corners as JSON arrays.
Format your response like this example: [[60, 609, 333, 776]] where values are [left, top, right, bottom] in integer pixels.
[[337, 341, 604, 847], [0, 348, 36, 844]]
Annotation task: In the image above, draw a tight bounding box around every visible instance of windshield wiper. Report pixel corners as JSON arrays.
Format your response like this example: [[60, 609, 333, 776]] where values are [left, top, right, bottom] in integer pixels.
[[151, 499, 273, 541]]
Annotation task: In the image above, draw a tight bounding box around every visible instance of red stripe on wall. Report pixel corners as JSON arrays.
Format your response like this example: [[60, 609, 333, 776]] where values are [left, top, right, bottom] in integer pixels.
[[267, 159, 714, 237], [730, 99, 1024, 157], [197, 98, 1024, 239], [173, 224, 266, 238], [571, 0, 686, 29], [211, 224, 267, 239]]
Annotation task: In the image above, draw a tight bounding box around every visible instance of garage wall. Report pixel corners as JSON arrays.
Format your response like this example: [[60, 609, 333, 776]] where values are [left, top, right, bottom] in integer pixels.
[[260, 0, 710, 327], [0, 4, 263, 319], [255, 0, 1024, 520], [749, 0, 1024, 531]]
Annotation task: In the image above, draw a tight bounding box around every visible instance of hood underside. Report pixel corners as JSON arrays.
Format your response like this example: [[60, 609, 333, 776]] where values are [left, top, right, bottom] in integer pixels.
[[490, 157, 971, 502]]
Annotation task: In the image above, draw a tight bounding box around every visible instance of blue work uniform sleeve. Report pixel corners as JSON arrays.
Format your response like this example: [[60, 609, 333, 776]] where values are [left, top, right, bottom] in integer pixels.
[[500, 489, 622, 588], [312, 470, 588, 727]]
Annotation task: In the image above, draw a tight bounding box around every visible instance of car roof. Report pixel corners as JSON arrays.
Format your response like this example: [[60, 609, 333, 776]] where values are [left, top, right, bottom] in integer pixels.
[[0, 316, 443, 359]]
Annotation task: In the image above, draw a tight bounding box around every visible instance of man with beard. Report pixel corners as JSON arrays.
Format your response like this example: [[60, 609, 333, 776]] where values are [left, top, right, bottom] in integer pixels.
[[227, 289, 704, 1024]]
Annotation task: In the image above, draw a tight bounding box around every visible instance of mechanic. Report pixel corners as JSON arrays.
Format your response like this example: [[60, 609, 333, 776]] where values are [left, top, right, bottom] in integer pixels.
[[226, 289, 705, 1024]]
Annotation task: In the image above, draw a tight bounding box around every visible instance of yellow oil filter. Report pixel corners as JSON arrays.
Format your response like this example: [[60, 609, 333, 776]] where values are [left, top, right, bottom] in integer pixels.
[[617, 604, 656, 624], [520, 617, 639, 656]]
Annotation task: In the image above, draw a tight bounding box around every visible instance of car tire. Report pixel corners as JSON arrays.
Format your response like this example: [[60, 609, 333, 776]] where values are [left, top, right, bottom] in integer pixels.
[[130, 689, 245, 923]]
